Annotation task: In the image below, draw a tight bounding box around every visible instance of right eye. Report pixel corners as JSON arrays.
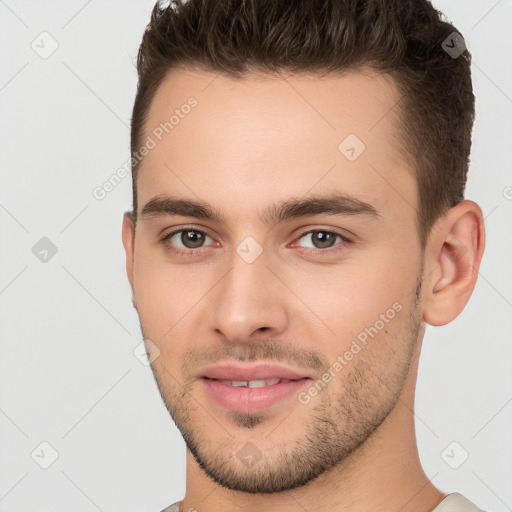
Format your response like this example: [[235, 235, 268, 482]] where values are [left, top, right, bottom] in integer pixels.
[[161, 228, 216, 256]]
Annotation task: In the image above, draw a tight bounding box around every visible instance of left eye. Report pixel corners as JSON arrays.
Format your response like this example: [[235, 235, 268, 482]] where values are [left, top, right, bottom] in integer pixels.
[[295, 230, 348, 250]]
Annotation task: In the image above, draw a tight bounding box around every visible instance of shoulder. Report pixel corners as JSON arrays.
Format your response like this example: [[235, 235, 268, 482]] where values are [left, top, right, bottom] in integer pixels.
[[159, 495, 491, 512], [433, 493, 488, 512], [158, 500, 182, 512]]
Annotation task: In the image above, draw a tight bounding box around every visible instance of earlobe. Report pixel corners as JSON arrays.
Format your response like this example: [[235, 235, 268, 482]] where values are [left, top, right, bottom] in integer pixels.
[[121, 211, 136, 299], [422, 200, 485, 326]]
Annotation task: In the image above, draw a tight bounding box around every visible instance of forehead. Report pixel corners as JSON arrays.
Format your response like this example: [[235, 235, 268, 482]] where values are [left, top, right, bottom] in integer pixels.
[[137, 66, 416, 223]]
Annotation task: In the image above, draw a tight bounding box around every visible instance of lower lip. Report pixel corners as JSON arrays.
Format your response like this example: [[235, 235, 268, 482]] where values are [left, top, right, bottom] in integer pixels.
[[201, 378, 312, 413]]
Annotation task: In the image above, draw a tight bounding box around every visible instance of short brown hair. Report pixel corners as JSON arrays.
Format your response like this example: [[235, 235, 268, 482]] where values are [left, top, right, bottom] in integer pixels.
[[131, 0, 475, 249]]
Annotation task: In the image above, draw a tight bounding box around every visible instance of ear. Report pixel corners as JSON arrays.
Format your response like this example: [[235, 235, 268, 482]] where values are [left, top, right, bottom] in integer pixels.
[[422, 200, 485, 326], [121, 211, 136, 304]]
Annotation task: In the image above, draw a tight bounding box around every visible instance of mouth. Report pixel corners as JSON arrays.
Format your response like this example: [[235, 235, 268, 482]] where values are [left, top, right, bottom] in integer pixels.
[[199, 362, 312, 382], [208, 377, 298, 388], [200, 375, 312, 413]]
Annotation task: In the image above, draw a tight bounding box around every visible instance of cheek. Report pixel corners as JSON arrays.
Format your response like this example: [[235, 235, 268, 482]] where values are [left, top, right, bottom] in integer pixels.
[[132, 245, 220, 350], [132, 249, 190, 338], [285, 248, 418, 349]]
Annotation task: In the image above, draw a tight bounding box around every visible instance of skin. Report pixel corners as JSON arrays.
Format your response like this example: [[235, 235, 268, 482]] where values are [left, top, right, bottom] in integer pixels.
[[122, 67, 485, 512]]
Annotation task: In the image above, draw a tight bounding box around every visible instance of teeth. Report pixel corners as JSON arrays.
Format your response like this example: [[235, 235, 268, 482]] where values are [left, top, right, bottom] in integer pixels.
[[249, 379, 280, 388], [230, 380, 250, 387], [218, 378, 282, 388]]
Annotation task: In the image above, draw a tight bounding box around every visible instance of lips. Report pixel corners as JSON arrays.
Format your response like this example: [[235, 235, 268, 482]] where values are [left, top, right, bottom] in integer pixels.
[[199, 363, 313, 413], [200, 363, 311, 382]]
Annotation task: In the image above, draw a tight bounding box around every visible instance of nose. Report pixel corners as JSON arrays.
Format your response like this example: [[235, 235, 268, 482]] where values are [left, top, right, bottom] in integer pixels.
[[211, 250, 289, 344]]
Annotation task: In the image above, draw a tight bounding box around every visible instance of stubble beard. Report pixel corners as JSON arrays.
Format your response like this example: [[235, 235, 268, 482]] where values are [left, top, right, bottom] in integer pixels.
[[144, 279, 422, 493]]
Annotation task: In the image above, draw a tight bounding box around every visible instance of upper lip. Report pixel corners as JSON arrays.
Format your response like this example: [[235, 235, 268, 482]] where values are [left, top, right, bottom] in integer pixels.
[[200, 363, 312, 381]]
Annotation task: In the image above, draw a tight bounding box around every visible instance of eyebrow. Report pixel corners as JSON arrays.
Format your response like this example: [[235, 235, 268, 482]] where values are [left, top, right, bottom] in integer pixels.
[[140, 193, 380, 224]]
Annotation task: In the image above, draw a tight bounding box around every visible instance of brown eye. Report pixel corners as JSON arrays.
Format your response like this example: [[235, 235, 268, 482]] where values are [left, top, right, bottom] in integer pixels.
[[297, 230, 347, 250], [180, 230, 206, 248], [163, 229, 213, 252]]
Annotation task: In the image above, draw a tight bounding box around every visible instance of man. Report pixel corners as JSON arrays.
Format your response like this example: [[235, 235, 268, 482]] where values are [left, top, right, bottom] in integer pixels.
[[121, 0, 487, 510]]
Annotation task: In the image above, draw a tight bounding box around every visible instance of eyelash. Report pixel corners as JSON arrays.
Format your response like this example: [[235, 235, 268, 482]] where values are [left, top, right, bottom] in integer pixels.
[[160, 226, 351, 257]]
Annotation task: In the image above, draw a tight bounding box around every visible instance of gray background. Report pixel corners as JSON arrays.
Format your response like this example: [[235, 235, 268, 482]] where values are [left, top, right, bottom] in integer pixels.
[[0, 0, 511, 511]]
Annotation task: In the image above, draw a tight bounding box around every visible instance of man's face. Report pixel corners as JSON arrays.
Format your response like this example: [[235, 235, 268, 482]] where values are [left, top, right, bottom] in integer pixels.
[[124, 67, 425, 492]]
